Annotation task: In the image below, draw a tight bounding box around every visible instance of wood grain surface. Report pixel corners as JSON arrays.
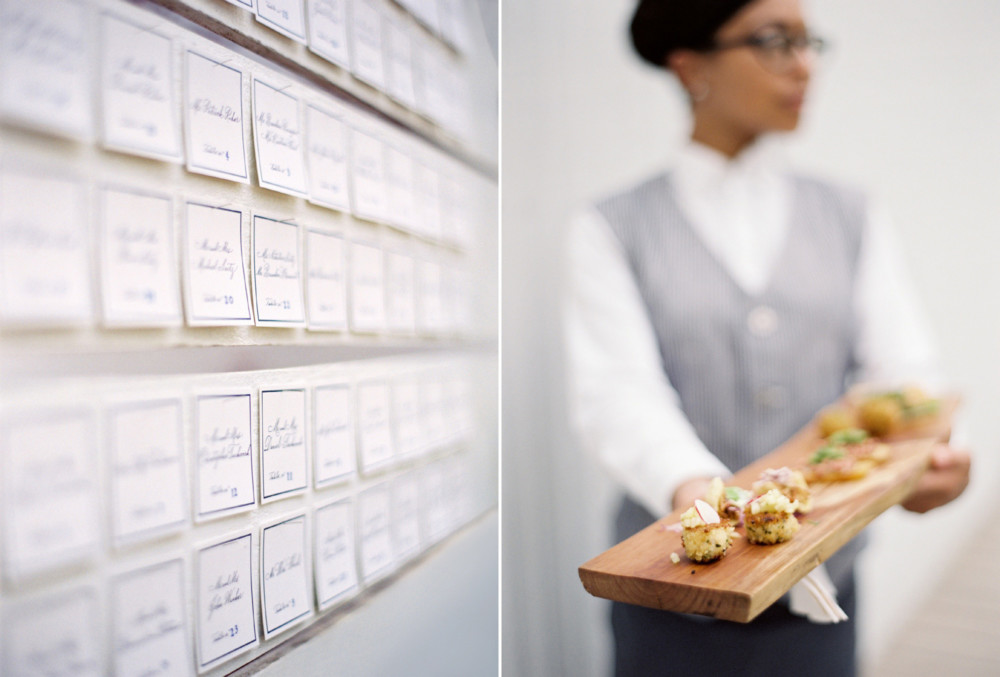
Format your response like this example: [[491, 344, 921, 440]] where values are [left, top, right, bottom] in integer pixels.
[[578, 396, 958, 623]]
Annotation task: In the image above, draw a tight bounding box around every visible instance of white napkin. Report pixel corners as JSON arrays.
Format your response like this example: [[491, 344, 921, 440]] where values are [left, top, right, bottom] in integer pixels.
[[788, 564, 849, 623]]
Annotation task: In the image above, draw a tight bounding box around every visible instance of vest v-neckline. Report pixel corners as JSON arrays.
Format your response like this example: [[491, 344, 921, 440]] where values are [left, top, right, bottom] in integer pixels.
[[662, 174, 800, 303]]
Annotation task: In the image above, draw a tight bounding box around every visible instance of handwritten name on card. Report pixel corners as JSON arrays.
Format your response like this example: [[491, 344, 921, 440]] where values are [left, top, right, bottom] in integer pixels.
[[304, 103, 351, 211], [385, 20, 417, 109], [314, 500, 358, 609], [261, 515, 313, 638], [392, 380, 423, 460], [0, 0, 92, 140], [184, 202, 252, 326], [184, 50, 249, 183], [100, 188, 182, 327], [2, 588, 102, 676], [0, 170, 92, 325], [349, 0, 386, 90], [358, 485, 395, 584], [357, 380, 393, 474], [260, 389, 308, 501], [305, 230, 347, 331], [313, 384, 355, 486], [196, 534, 259, 671], [1, 410, 99, 580], [109, 400, 187, 545], [306, 0, 349, 68], [349, 241, 386, 333], [392, 473, 422, 563], [385, 251, 416, 334], [255, 0, 307, 43], [112, 560, 192, 677], [252, 215, 305, 326], [252, 78, 307, 197], [100, 13, 181, 162], [195, 394, 255, 521], [349, 128, 388, 223]]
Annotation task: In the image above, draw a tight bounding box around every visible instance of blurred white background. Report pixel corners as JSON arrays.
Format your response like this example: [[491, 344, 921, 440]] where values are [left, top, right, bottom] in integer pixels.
[[501, 0, 1000, 674]]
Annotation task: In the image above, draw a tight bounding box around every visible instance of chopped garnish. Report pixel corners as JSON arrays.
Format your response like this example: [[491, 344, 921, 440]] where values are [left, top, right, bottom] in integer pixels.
[[827, 428, 869, 445], [694, 499, 721, 524], [809, 445, 846, 464]]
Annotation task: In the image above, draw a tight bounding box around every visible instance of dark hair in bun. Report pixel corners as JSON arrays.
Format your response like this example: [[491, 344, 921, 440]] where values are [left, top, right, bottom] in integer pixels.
[[630, 0, 756, 68]]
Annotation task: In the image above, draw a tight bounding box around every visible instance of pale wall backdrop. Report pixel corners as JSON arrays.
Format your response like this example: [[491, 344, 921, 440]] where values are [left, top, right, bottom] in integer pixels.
[[502, 1, 1000, 675]]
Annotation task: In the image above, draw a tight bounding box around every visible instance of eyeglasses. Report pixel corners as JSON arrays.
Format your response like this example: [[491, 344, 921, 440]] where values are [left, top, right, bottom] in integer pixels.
[[710, 28, 828, 75]]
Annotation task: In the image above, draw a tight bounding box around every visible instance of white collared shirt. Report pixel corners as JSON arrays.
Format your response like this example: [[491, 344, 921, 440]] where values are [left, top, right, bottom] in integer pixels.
[[564, 140, 940, 517]]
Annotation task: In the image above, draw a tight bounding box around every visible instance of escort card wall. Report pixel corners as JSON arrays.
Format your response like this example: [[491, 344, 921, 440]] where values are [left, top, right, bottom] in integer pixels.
[[0, 0, 498, 673]]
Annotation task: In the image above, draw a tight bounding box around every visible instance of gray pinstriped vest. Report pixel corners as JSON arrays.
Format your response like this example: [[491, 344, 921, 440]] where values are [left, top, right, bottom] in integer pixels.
[[598, 171, 866, 587]]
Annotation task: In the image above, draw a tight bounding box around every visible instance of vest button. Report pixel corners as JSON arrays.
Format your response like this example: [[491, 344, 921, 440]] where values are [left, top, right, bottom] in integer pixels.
[[747, 305, 778, 337], [755, 385, 788, 410]]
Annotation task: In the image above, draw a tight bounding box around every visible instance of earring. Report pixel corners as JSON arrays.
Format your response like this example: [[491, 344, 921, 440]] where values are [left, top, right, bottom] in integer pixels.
[[691, 82, 710, 102]]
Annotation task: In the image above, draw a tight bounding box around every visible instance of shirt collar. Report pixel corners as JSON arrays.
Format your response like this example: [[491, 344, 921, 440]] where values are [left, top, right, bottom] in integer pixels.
[[674, 137, 787, 190]]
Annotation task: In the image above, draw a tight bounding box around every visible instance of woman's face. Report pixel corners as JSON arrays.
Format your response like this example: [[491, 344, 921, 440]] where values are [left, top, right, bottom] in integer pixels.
[[694, 0, 815, 137]]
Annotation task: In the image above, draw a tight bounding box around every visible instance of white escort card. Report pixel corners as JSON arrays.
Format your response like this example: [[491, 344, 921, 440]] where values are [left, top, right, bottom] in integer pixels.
[[0, 170, 93, 325], [305, 229, 348, 330], [349, 241, 386, 333], [100, 187, 182, 327], [385, 19, 417, 109], [358, 484, 395, 584], [416, 259, 444, 334], [384, 144, 417, 232], [195, 393, 256, 521], [196, 533, 259, 672], [2, 587, 103, 677], [392, 379, 423, 460], [252, 77, 308, 197], [255, 0, 307, 44], [357, 380, 394, 474], [412, 161, 442, 241], [112, 560, 193, 677], [184, 202, 253, 326], [313, 384, 355, 486], [313, 499, 359, 609], [184, 50, 250, 183], [306, 0, 350, 69], [348, 0, 386, 90], [0, 0, 93, 140], [260, 388, 308, 502], [252, 215, 306, 326], [1, 410, 99, 581], [99, 13, 182, 162], [420, 461, 450, 545], [108, 399, 187, 546], [304, 103, 351, 212], [385, 250, 416, 334], [421, 378, 447, 451], [391, 472, 422, 563], [260, 514, 314, 638], [349, 127, 388, 223], [224, 0, 254, 9]]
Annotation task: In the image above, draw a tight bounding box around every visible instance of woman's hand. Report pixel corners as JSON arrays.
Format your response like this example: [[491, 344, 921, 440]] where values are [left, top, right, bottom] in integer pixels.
[[901, 444, 971, 514], [671, 476, 716, 512]]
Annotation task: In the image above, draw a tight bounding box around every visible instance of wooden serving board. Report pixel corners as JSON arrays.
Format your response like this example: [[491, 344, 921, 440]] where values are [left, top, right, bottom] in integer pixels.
[[578, 396, 958, 623]]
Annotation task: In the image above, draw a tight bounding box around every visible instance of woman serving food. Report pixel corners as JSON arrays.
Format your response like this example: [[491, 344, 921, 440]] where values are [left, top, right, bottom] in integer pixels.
[[564, 0, 971, 673]]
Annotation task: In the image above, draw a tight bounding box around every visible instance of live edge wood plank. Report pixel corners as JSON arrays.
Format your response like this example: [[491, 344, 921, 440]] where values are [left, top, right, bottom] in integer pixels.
[[578, 397, 958, 623]]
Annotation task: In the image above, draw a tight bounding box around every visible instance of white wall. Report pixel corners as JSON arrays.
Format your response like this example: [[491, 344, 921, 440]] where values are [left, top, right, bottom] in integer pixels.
[[501, 1, 1000, 675]]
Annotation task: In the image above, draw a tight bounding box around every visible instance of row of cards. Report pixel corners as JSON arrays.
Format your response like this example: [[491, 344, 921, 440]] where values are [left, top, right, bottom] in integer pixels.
[[0, 172, 477, 330], [1, 451, 478, 675], [0, 0, 487, 238], [225, 0, 477, 83], [1, 366, 477, 583], [0, 0, 472, 148]]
